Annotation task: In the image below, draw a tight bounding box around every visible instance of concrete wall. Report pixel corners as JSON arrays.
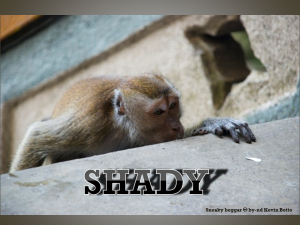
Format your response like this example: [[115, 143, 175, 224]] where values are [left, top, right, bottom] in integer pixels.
[[1, 117, 299, 215], [1, 15, 299, 173], [219, 15, 300, 123], [1, 15, 164, 102]]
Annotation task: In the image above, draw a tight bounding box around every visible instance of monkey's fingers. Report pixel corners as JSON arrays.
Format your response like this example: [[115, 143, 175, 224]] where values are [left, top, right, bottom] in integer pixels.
[[239, 126, 252, 143], [213, 127, 223, 136], [192, 127, 209, 136], [230, 119, 255, 143], [206, 124, 223, 136], [192, 124, 224, 137], [244, 124, 256, 142], [228, 127, 240, 143], [236, 123, 256, 143]]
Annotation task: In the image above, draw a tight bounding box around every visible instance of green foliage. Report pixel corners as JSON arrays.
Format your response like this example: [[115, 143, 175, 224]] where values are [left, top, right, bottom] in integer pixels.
[[231, 31, 266, 72]]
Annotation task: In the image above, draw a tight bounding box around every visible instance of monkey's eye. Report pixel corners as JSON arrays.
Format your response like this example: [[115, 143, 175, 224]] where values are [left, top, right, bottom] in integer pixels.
[[154, 109, 164, 116], [169, 102, 176, 109]]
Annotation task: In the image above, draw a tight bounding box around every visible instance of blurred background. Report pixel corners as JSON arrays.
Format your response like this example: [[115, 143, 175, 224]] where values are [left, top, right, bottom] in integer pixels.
[[1, 15, 299, 173]]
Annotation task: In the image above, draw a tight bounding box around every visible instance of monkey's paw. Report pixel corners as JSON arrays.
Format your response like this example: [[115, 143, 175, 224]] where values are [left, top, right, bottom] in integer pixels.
[[192, 117, 256, 144]]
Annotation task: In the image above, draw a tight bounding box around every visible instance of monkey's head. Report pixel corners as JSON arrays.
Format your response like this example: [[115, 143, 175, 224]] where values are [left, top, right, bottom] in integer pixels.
[[113, 73, 184, 146]]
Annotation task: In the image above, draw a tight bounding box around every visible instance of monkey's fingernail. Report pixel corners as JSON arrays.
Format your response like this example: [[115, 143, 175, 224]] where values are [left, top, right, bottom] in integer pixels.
[[200, 129, 207, 134], [232, 136, 239, 143], [215, 129, 223, 136], [244, 136, 252, 143]]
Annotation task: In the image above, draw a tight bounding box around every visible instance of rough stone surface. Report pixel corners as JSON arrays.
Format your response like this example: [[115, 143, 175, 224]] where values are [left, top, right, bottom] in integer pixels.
[[246, 78, 300, 125], [241, 16, 299, 90], [1, 117, 299, 215], [186, 15, 244, 36], [219, 15, 300, 118]]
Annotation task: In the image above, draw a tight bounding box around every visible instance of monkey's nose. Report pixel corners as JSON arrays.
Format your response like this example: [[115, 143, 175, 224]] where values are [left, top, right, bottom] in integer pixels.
[[172, 126, 180, 131]]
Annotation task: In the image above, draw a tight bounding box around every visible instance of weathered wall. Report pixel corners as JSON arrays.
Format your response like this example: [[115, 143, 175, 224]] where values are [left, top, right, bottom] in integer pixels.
[[1, 15, 164, 102], [1, 15, 299, 173], [218, 16, 300, 123]]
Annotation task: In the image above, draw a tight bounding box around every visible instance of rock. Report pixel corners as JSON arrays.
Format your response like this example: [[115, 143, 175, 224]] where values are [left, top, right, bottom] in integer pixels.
[[219, 16, 299, 118], [240, 15, 299, 100], [1, 117, 299, 215], [185, 15, 250, 109], [187, 15, 245, 37]]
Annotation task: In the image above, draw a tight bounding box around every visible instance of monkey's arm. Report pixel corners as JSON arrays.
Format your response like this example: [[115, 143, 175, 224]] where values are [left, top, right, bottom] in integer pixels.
[[184, 117, 256, 143]]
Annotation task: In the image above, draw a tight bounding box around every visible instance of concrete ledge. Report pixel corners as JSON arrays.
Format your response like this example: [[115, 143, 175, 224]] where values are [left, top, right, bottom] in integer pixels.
[[1, 117, 299, 215]]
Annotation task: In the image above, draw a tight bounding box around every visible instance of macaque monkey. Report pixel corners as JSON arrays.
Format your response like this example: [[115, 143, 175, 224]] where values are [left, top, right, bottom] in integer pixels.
[[9, 73, 256, 172]]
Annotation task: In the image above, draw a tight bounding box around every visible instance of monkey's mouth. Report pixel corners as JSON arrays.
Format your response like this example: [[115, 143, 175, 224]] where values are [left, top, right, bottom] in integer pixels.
[[166, 131, 184, 142], [176, 133, 184, 140], [177, 129, 184, 140]]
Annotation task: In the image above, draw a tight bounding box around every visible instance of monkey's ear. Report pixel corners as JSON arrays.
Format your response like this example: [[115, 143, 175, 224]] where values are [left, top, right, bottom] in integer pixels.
[[114, 89, 126, 115]]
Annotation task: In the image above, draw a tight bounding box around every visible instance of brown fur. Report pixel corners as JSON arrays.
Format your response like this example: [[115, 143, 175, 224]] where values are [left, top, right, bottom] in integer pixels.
[[10, 73, 184, 172]]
